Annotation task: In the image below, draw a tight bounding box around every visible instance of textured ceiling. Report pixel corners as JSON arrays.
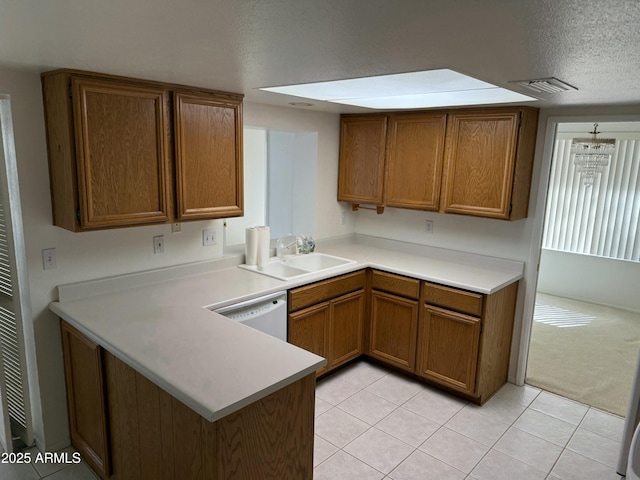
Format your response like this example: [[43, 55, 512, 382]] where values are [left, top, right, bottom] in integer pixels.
[[1, 0, 639, 113]]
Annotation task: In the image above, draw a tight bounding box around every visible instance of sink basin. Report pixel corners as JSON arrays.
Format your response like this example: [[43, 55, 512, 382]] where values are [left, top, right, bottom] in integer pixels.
[[238, 253, 356, 281], [282, 253, 354, 271]]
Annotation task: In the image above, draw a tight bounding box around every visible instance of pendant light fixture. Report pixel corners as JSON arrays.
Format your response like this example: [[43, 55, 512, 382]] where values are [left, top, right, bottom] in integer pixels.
[[571, 123, 616, 186]]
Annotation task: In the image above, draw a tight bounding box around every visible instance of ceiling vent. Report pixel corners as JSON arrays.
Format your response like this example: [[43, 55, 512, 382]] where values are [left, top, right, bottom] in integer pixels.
[[511, 77, 577, 94]]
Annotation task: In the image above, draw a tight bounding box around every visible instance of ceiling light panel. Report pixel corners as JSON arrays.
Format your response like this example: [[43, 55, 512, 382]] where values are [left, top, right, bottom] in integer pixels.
[[260, 69, 538, 109], [332, 88, 537, 109]]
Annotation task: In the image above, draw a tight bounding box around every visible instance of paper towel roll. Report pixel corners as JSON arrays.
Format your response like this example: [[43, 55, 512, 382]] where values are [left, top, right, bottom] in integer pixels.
[[256, 226, 271, 269], [245, 227, 258, 265]]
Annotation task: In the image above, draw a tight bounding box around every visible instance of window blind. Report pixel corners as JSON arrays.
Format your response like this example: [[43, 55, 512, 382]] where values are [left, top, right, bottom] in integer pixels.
[[543, 133, 640, 262]]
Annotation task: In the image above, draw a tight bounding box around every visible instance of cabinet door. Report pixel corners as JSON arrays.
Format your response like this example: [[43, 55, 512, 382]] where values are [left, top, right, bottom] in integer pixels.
[[385, 113, 446, 210], [338, 115, 387, 205], [416, 305, 481, 395], [441, 110, 520, 219], [289, 303, 330, 375], [72, 77, 172, 228], [61, 321, 110, 479], [174, 91, 243, 220], [330, 290, 364, 368], [369, 290, 418, 372]]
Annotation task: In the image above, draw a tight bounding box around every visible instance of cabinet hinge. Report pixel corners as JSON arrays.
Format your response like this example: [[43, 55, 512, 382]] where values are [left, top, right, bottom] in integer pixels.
[[509, 203, 513, 216], [68, 83, 73, 100], [76, 208, 81, 223], [518, 112, 523, 128]]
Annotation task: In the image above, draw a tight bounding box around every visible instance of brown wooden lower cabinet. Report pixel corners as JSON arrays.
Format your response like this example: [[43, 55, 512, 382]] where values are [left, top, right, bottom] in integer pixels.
[[416, 281, 519, 403], [60, 322, 110, 479], [369, 290, 419, 372], [289, 288, 364, 375], [61, 320, 315, 480], [415, 305, 481, 394]]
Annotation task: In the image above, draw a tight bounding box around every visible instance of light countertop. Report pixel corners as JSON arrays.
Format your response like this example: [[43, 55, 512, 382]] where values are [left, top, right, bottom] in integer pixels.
[[49, 235, 524, 423]]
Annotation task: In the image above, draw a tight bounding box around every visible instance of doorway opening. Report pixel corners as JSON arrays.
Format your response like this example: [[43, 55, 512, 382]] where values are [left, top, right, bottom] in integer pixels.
[[0, 94, 34, 452], [526, 121, 640, 417]]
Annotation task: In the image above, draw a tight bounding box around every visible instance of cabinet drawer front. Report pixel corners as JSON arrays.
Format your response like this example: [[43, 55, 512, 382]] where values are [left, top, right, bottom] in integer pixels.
[[289, 270, 366, 312], [371, 270, 420, 299], [422, 282, 483, 316]]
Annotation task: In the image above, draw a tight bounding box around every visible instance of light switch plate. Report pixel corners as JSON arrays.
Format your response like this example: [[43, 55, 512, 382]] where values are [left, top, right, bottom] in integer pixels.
[[203, 229, 217, 246]]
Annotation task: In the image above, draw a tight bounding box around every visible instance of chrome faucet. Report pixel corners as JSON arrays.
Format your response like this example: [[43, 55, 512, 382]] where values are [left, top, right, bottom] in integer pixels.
[[277, 234, 314, 257]]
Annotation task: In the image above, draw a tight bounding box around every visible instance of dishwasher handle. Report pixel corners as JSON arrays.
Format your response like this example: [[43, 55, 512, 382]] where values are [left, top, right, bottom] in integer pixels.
[[214, 291, 287, 317]]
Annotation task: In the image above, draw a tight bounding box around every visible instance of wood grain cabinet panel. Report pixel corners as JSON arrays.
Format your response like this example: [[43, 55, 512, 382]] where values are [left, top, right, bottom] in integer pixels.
[[288, 272, 366, 376], [43, 72, 173, 231], [441, 108, 538, 220], [288, 303, 330, 376], [42, 69, 244, 231], [369, 290, 418, 372], [385, 113, 447, 210], [60, 322, 110, 479], [416, 305, 481, 395], [330, 290, 364, 368], [338, 115, 387, 205], [416, 281, 518, 403], [174, 91, 243, 220]]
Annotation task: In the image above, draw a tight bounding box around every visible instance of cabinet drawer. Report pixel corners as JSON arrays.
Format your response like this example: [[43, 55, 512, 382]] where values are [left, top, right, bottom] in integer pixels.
[[289, 270, 366, 312], [422, 282, 483, 317], [371, 270, 420, 299]]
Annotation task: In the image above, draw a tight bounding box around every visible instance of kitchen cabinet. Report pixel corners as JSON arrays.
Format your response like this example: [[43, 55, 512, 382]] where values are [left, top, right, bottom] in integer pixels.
[[368, 270, 420, 372], [174, 91, 243, 220], [61, 320, 315, 480], [440, 107, 538, 220], [337, 115, 387, 209], [385, 112, 447, 211], [416, 281, 518, 402], [60, 322, 110, 479], [41, 69, 244, 231], [338, 106, 538, 220], [288, 271, 366, 375]]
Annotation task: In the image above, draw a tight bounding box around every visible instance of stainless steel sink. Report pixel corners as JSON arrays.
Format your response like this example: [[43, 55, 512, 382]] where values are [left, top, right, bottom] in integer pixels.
[[238, 253, 356, 280]]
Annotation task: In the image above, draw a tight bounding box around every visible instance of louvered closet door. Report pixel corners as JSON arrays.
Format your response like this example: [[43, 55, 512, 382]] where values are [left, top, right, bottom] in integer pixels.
[[0, 95, 32, 451]]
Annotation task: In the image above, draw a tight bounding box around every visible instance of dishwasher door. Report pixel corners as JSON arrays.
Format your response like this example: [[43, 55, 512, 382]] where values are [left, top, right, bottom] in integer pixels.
[[214, 291, 287, 341]]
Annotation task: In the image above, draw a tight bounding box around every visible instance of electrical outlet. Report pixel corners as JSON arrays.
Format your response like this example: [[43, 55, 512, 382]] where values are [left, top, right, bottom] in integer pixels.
[[203, 229, 217, 246], [425, 220, 434, 234], [153, 235, 164, 254], [341, 211, 347, 225], [42, 248, 57, 270], [171, 222, 181, 233]]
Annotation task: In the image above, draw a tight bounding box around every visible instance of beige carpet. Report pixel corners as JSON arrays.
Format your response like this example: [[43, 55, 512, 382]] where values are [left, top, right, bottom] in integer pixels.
[[526, 293, 640, 417]]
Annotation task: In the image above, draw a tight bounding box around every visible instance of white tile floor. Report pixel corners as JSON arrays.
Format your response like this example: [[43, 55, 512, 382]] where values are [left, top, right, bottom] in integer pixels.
[[0, 360, 627, 479], [314, 360, 626, 480]]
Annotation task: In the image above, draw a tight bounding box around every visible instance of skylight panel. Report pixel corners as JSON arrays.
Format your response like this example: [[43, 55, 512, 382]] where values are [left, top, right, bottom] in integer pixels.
[[260, 69, 538, 109]]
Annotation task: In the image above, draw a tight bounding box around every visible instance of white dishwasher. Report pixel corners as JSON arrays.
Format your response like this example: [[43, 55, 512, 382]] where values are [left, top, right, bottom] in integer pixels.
[[213, 291, 287, 341]]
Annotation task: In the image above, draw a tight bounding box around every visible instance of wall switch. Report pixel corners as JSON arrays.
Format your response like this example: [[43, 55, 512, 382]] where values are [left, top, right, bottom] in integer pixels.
[[203, 229, 217, 246], [425, 220, 434, 234], [171, 223, 181, 233], [153, 235, 164, 254], [42, 248, 57, 270]]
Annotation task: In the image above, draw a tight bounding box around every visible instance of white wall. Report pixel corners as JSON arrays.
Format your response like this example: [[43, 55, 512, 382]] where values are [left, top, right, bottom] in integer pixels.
[[538, 249, 640, 312]]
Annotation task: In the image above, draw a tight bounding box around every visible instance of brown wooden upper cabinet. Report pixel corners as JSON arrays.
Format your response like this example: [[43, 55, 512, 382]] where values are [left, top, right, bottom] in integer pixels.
[[441, 108, 538, 220], [338, 107, 538, 220], [337, 115, 387, 206], [385, 113, 447, 211], [42, 69, 244, 231], [174, 91, 243, 220]]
